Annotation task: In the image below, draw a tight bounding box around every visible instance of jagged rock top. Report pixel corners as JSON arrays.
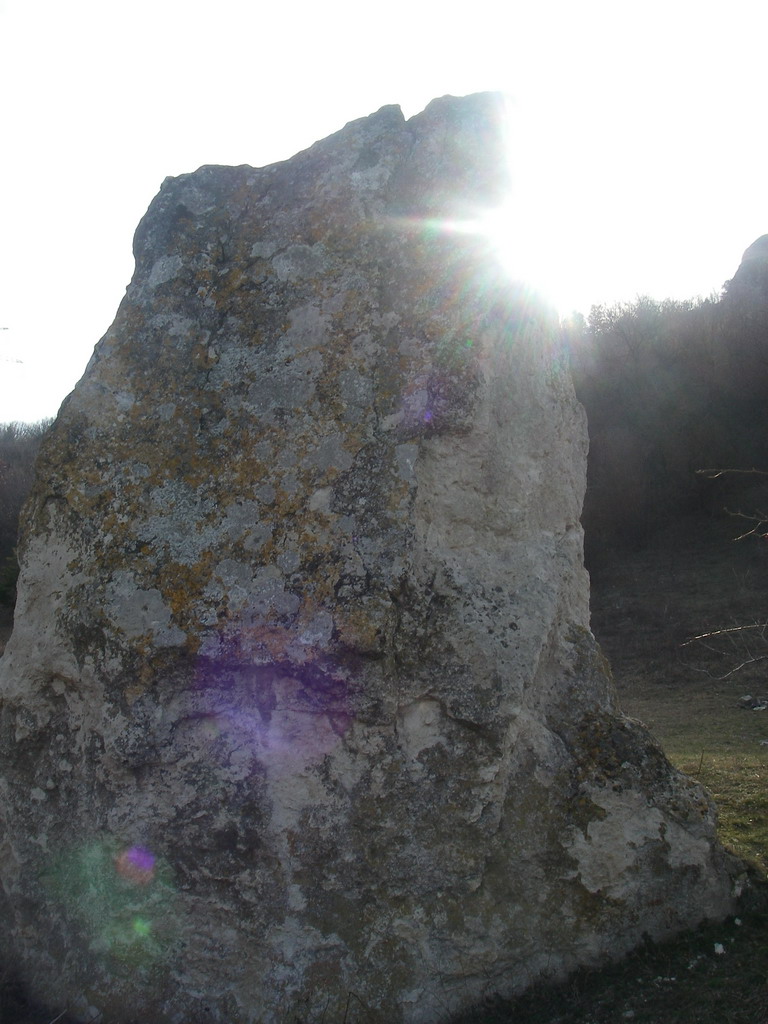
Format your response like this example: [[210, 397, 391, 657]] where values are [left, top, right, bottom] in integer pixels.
[[725, 233, 768, 301], [741, 234, 768, 263], [20, 92, 559, 682]]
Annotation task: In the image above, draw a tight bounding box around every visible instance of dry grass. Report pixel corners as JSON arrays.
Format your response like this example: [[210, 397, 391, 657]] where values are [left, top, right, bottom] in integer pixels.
[[592, 513, 768, 877]]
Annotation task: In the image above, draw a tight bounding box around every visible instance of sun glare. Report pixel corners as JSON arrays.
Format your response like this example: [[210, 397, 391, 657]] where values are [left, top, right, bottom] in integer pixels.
[[464, 96, 606, 320], [396, 94, 582, 320], [474, 203, 560, 306], [418, 201, 570, 318]]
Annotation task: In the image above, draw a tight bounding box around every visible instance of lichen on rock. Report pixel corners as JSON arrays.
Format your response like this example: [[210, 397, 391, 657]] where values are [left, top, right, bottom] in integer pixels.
[[0, 93, 737, 1023]]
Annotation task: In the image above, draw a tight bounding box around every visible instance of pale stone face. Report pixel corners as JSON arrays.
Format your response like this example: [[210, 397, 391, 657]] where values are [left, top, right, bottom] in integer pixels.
[[0, 94, 736, 1023]]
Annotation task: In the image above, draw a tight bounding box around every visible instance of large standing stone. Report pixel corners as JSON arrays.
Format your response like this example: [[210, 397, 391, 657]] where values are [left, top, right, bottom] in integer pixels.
[[0, 94, 736, 1023]]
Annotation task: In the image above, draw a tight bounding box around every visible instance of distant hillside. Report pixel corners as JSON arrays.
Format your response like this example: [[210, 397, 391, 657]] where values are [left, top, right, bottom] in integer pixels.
[[569, 236, 768, 562]]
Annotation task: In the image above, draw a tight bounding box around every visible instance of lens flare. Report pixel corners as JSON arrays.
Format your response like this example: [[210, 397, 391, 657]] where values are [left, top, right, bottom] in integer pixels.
[[132, 916, 152, 938], [44, 838, 178, 974], [189, 626, 354, 776], [115, 845, 156, 885]]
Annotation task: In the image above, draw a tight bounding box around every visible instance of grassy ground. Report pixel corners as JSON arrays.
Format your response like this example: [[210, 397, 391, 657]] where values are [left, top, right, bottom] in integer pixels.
[[591, 513, 768, 878], [2, 514, 767, 1022]]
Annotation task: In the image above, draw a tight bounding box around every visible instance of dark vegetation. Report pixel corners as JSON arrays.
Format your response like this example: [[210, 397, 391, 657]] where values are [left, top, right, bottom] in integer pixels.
[[0, 419, 51, 620], [3, 241, 768, 1021], [568, 239, 768, 561]]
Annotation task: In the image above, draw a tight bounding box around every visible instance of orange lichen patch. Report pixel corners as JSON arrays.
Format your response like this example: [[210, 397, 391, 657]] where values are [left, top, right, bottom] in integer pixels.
[[298, 570, 338, 611], [123, 646, 180, 701], [123, 671, 155, 705], [158, 555, 215, 625], [254, 625, 305, 661], [212, 617, 296, 663], [334, 602, 390, 656], [212, 267, 247, 309]]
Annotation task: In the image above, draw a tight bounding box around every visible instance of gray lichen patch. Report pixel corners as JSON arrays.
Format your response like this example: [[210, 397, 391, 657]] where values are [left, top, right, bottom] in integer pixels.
[[103, 571, 186, 648]]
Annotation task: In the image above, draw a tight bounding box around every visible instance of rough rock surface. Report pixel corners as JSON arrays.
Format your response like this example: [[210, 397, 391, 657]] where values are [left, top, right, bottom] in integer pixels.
[[0, 94, 736, 1023], [727, 233, 768, 298]]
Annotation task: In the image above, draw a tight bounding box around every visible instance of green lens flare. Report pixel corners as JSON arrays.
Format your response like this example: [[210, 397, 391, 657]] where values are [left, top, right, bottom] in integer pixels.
[[132, 916, 152, 938]]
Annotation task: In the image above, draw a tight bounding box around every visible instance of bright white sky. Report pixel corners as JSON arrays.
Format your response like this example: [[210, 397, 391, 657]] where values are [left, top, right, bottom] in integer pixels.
[[1, 0, 766, 423]]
